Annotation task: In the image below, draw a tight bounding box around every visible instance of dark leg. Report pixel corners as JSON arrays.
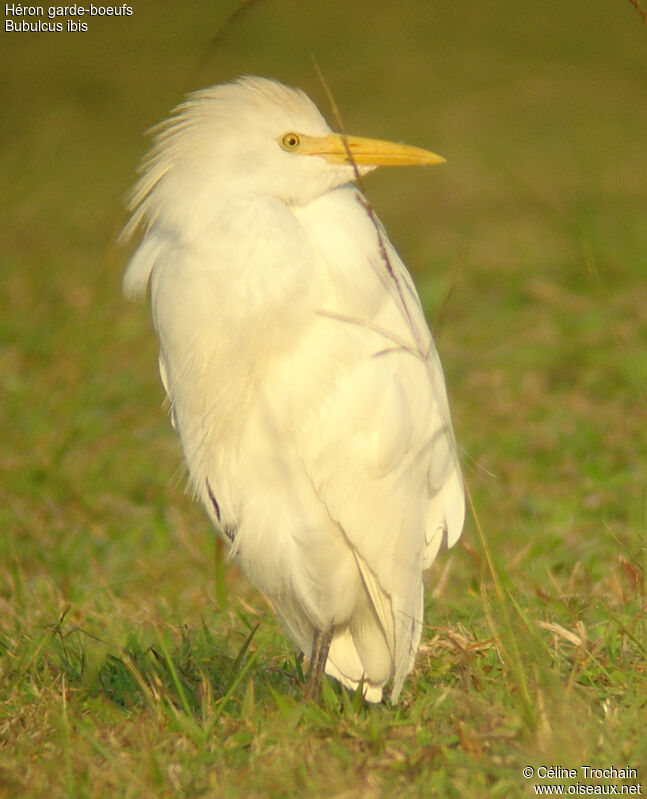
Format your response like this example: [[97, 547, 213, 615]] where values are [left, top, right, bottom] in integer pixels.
[[303, 629, 332, 701]]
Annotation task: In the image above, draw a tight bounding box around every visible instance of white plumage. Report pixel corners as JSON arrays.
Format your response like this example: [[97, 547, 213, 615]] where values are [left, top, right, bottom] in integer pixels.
[[123, 76, 464, 702]]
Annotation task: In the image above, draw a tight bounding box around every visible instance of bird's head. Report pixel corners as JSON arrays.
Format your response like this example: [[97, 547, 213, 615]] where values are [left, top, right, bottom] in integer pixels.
[[124, 76, 445, 240]]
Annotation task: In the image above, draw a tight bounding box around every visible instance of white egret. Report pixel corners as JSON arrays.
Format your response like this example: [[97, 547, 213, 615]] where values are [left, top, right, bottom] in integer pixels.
[[123, 76, 464, 702]]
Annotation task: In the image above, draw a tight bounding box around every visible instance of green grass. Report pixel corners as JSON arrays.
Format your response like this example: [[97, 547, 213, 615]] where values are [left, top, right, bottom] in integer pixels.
[[2, 0, 647, 796]]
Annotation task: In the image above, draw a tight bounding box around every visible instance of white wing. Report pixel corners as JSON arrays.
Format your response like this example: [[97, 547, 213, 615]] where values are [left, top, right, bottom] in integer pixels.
[[295, 187, 464, 700]]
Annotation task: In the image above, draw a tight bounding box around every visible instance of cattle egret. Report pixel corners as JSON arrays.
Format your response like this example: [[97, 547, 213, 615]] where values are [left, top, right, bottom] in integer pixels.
[[123, 76, 464, 703]]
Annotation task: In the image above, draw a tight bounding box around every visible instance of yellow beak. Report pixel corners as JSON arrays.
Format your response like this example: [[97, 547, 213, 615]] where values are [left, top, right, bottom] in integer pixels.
[[298, 132, 445, 167]]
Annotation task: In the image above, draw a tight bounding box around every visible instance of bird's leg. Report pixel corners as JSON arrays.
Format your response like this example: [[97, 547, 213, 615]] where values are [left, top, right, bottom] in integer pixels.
[[303, 628, 332, 701]]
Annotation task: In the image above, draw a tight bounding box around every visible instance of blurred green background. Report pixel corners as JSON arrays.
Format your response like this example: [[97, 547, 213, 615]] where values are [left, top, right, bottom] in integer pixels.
[[1, 1, 646, 796], [2, 0, 645, 587]]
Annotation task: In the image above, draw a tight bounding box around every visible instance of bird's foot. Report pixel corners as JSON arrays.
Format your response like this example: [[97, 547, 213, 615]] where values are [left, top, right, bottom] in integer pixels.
[[303, 628, 332, 701]]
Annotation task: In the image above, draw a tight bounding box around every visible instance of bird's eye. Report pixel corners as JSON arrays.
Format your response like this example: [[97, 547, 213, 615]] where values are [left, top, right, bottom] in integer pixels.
[[280, 133, 301, 152]]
